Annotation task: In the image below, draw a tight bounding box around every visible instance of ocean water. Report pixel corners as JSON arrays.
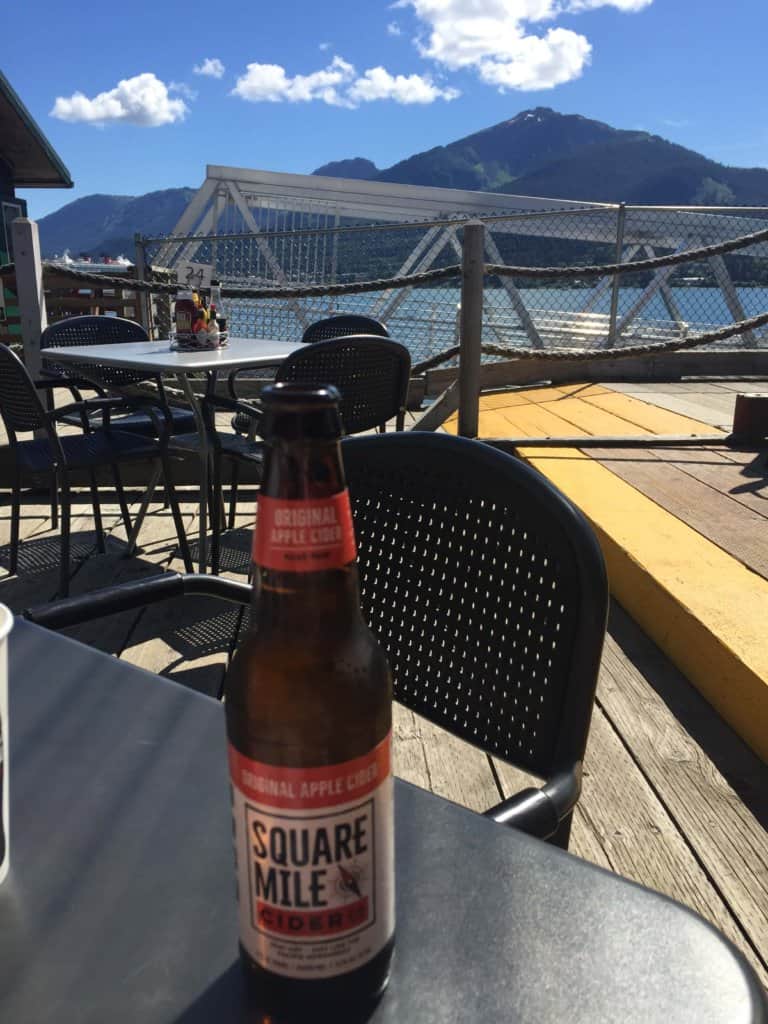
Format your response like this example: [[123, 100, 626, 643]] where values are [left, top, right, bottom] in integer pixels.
[[229, 285, 768, 363]]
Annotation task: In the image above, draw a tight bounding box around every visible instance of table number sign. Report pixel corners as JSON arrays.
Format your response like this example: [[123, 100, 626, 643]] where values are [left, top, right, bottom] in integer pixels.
[[176, 261, 213, 292]]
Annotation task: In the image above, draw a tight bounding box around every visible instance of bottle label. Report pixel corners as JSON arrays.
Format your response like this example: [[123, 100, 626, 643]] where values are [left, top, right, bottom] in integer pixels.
[[254, 492, 357, 572], [228, 734, 394, 980]]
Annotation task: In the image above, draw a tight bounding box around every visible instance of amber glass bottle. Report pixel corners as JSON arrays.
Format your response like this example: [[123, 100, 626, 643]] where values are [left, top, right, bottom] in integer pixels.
[[225, 383, 395, 1011]]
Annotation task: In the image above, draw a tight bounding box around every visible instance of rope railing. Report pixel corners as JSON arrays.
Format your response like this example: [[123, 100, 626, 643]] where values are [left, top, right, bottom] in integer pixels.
[[411, 308, 768, 374], [3, 217, 768, 376], [3, 217, 768, 296]]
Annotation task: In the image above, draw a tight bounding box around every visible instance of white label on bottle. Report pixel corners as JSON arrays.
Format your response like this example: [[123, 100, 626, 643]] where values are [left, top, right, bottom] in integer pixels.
[[228, 735, 394, 980]]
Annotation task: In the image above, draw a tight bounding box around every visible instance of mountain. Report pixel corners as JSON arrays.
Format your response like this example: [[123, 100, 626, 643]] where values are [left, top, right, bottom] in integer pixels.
[[375, 107, 768, 203], [313, 157, 378, 180], [38, 187, 195, 258], [37, 109, 768, 256], [375, 108, 622, 191]]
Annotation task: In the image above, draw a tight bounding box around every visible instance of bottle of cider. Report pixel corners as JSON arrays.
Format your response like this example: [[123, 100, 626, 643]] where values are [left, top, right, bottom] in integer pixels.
[[225, 383, 395, 1010]]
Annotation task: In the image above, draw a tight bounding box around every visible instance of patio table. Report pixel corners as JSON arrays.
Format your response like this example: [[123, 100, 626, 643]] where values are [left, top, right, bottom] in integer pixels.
[[39, 337, 301, 571], [1, 618, 766, 1023]]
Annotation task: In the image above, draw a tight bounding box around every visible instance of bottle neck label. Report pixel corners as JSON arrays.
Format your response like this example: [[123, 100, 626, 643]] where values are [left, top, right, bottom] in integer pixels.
[[254, 491, 357, 572], [229, 734, 394, 979]]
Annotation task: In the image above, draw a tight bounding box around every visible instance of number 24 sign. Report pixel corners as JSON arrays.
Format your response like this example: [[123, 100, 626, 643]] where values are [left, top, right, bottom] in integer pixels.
[[176, 261, 213, 291]]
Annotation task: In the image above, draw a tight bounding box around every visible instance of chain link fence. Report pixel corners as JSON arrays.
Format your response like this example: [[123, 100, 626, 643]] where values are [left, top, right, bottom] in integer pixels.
[[141, 203, 768, 364]]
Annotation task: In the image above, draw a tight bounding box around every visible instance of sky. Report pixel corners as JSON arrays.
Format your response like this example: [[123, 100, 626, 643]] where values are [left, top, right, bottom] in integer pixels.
[[8, 0, 768, 221]]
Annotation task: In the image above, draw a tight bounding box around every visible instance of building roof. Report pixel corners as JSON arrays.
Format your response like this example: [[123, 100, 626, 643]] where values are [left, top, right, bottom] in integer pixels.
[[0, 70, 73, 188]]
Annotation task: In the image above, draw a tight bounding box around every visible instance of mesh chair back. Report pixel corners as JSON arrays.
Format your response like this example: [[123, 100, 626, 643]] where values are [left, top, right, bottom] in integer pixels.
[[41, 315, 152, 388], [342, 432, 607, 779], [302, 315, 389, 344], [0, 344, 48, 434], [276, 336, 410, 435]]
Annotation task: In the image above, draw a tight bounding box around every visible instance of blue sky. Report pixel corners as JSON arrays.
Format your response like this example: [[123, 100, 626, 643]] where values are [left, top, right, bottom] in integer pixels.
[[9, 0, 768, 220]]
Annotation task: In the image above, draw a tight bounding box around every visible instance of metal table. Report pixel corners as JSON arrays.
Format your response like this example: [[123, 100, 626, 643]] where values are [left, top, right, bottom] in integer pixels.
[[40, 337, 300, 571], [2, 619, 765, 1024]]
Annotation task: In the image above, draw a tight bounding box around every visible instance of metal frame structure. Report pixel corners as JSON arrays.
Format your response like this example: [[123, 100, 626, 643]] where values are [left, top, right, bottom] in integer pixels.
[[147, 166, 768, 352]]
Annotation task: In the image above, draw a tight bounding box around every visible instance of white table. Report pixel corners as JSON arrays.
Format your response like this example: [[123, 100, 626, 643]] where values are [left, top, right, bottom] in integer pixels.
[[40, 337, 301, 571]]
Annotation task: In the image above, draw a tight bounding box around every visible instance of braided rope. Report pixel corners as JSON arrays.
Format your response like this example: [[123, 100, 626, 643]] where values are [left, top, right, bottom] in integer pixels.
[[411, 308, 768, 374], [2, 217, 768, 295]]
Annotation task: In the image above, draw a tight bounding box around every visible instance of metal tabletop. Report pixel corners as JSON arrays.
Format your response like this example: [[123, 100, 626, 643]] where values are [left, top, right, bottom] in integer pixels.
[[1, 619, 765, 1024], [40, 337, 301, 572], [40, 336, 301, 374]]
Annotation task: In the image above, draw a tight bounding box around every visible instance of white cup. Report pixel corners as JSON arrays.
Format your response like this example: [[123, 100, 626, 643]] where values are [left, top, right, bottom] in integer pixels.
[[0, 604, 12, 884]]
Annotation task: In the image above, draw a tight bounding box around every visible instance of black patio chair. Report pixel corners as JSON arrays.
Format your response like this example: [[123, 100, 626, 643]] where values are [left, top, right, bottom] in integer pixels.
[[40, 315, 196, 438], [173, 336, 411, 573], [301, 313, 389, 343], [0, 344, 192, 596], [227, 314, 391, 435], [23, 432, 607, 849]]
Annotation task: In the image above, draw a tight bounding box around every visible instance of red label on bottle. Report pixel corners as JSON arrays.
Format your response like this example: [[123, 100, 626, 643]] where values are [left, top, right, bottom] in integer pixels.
[[254, 492, 357, 572], [229, 735, 394, 979]]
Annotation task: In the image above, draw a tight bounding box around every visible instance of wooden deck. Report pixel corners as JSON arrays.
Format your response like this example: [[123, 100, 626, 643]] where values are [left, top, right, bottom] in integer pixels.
[[1, 390, 767, 990]]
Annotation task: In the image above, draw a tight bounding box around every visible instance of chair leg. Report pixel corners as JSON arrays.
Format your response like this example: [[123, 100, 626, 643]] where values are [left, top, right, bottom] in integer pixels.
[[88, 469, 106, 553], [211, 452, 223, 576], [49, 471, 59, 529], [58, 472, 72, 598], [110, 463, 133, 537], [228, 459, 239, 531], [161, 453, 193, 572], [9, 466, 21, 575]]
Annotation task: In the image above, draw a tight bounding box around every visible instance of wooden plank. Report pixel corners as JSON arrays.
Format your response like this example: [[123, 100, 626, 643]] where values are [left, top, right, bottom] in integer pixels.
[[604, 390, 731, 427], [427, 351, 768, 394], [591, 448, 768, 580], [642, 445, 768, 523], [534, 396, 655, 436], [515, 445, 768, 761], [710, 381, 768, 394], [582, 391, 722, 435], [600, 605, 768, 979], [408, 713, 502, 813], [493, 696, 768, 986]]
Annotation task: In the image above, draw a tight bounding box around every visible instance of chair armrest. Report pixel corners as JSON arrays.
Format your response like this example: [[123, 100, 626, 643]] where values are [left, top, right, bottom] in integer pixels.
[[23, 572, 252, 630], [483, 767, 581, 841], [47, 395, 133, 422]]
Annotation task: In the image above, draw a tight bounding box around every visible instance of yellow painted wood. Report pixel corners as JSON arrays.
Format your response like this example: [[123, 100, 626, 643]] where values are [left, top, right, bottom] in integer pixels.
[[535, 396, 655, 436], [552, 383, 610, 398], [583, 391, 724, 436], [473, 391, 537, 409], [517, 445, 768, 763]]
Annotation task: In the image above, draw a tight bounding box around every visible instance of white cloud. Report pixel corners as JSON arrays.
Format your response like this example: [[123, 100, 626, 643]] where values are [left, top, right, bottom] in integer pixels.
[[348, 67, 459, 104], [193, 57, 225, 78], [169, 81, 198, 101], [51, 73, 188, 126], [387, 21, 402, 36], [232, 55, 459, 107], [232, 56, 356, 106], [400, 0, 651, 91], [565, 0, 652, 10], [319, 41, 331, 51]]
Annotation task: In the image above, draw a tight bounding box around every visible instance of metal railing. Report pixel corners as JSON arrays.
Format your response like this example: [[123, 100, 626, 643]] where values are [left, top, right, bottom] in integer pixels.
[[140, 201, 768, 362]]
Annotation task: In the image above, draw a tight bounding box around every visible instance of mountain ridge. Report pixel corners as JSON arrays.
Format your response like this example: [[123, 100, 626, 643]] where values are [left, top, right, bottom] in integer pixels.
[[37, 108, 768, 256]]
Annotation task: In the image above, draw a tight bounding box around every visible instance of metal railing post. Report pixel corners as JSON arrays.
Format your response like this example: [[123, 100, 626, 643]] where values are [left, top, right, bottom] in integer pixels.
[[11, 217, 47, 381], [133, 234, 152, 337], [458, 220, 484, 438], [608, 202, 626, 345]]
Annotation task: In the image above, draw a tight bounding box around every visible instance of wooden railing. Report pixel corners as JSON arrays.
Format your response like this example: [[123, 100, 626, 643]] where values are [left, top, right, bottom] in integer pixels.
[[0, 264, 148, 347]]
